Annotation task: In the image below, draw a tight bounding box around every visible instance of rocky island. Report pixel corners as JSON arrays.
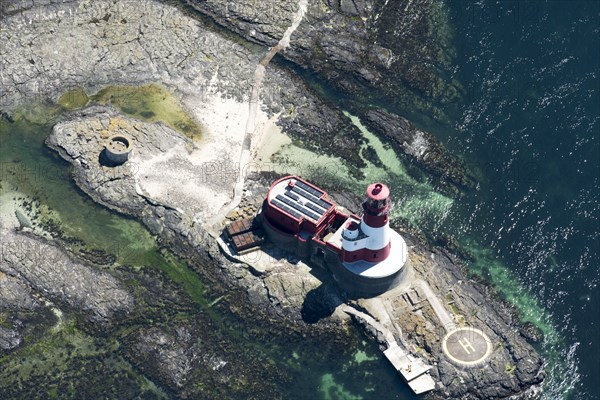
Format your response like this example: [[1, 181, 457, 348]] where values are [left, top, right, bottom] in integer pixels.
[[1, 0, 544, 398]]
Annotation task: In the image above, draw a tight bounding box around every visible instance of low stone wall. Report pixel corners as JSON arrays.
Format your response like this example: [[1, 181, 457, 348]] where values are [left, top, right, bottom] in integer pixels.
[[259, 213, 298, 250], [327, 257, 409, 298]]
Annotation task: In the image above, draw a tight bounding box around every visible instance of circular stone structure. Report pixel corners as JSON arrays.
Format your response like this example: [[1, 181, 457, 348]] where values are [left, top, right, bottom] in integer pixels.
[[442, 328, 493, 367], [103, 134, 132, 165]]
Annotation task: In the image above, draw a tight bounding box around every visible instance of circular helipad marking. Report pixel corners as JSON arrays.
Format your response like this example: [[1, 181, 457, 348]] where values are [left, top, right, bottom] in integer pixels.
[[442, 328, 493, 367]]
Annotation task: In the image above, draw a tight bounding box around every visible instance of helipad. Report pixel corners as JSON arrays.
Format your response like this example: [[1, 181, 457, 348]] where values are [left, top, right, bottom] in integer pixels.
[[442, 327, 493, 367]]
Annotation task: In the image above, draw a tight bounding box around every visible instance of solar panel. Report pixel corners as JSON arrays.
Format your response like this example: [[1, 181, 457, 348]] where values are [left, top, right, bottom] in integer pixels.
[[283, 201, 303, 219], [291, 209, 302, 219], [271, 198, 285, 210], [305, 202, 321, 213], [318, 199, 332, 210], [291, 185, 321, 205], [305, 210, 320, 220], [290, 186, 332, 212], [309, 188, 321, 197], [294, 180, 309, 191], [276, 194, 296, 208], [295, 182, 321, 198], [301, 203, 322, 220], [289, 201, 306, 214], [295, 180, 323, 197], [286, 198, 312, 216], [289, 206, 303, 219], [271, 198, 302, 219], [275, 194, 323, 221], [284, 191, 300, 201], [307, 208, 322, 220]]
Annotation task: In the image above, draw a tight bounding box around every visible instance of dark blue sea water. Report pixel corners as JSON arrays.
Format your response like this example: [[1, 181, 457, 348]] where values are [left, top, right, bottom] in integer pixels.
[[432, 1, 599, 398]]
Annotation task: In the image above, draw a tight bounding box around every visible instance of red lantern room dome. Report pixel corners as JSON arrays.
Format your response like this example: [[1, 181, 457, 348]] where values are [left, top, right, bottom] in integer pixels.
[[367, 183, 390, 201], [363, 183, 392, 226]]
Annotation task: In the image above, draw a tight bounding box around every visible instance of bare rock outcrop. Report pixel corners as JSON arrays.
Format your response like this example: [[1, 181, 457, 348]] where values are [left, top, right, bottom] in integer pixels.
[[362, 109, 476, 192], [0, 228, 134, 325], [184, 0, 459, 108], [0, 272, 38, 310]]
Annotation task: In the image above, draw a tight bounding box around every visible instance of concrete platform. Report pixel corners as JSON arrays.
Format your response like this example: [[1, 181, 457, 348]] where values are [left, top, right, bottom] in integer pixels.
[[342, 230, 408, 279], [442, 327, 493, 367], [416, 280, 456, 332], [407, 373, 437, 394], [384, 344, 436, 395]]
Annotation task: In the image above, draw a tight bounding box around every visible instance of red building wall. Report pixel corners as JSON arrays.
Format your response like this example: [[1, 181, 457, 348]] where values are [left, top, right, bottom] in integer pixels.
[[342, 242, 391, 263]]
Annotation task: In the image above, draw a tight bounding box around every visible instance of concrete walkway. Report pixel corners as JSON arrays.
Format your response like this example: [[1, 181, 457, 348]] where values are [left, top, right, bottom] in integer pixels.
[[340, 304, 396, 346], [414, 279, 456, 332], [209, 0, 308, 233]]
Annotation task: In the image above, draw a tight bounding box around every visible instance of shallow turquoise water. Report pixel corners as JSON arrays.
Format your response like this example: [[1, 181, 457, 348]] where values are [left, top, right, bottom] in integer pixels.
[[0, 114, 157, 264]]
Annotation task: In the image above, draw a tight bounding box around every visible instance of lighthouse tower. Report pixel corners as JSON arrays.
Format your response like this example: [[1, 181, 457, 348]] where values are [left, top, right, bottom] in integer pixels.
[[360, 183, 392, 261], [339, 182, 408, 295]]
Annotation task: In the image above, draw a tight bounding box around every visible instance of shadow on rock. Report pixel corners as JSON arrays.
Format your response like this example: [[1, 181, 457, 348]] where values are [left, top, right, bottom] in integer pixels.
[[98, 149, 121, 167], [301, 283, 344, 324]]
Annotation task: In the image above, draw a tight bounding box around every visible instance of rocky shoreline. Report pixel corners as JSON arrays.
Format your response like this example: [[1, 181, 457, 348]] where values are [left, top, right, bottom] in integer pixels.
[[0, 0, 471, 192], [44, 106, 543, 399], [1, 0, 544, 398], [183, 0, 462, 120]]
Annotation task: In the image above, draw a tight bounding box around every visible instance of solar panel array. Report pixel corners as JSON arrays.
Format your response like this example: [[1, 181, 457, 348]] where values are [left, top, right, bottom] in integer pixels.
[[276, 194, 322, 221], [295, 180, 323, 197], [271, 198, 303, 219], [289, 185, 332, 211], [317, 198, 332, 210], [285, 191, 300, 201], [269, 179, 335, 223]]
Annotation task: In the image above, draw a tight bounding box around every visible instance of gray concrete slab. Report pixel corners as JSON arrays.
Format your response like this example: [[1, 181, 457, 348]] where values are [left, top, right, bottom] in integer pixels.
[[408, 373, 437, 394]]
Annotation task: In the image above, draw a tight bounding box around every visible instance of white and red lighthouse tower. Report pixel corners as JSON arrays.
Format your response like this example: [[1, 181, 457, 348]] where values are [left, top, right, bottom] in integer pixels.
[[340, 182, 408, 291]]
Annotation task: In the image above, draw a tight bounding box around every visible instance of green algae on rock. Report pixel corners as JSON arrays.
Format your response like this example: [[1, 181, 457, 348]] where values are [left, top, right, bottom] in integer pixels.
[[90, 84, 202, 141], [58, 87, 90, 110], [57, 84, 203, 141]]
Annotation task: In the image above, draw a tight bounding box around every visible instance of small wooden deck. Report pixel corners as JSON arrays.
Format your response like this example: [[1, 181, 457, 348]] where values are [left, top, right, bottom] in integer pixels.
[[225, 217, 264, 253]]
